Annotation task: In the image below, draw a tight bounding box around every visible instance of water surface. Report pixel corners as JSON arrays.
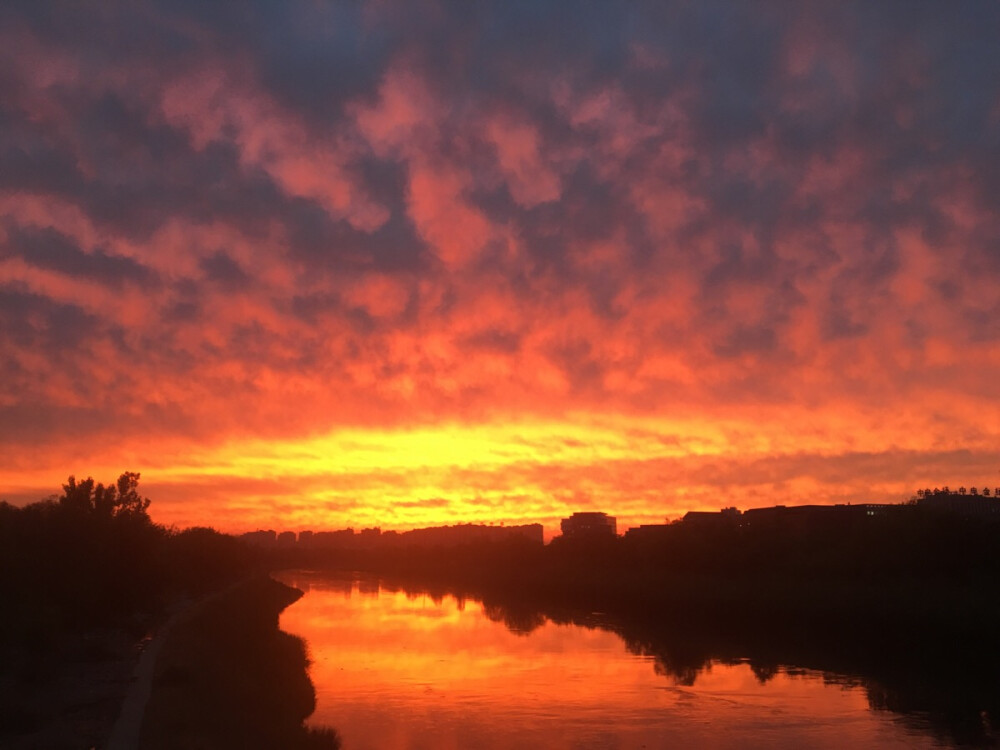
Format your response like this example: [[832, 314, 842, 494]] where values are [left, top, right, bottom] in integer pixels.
[[277, 572, 945, 749]]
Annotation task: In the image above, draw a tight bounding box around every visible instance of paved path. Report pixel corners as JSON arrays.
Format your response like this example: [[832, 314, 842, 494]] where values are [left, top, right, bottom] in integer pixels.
[[105, 579, 253, 749], [105, 601, 189, 750]]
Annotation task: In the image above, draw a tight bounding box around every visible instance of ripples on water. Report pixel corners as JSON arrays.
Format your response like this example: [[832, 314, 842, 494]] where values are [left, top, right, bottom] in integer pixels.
[[275, 572, 954, 749]]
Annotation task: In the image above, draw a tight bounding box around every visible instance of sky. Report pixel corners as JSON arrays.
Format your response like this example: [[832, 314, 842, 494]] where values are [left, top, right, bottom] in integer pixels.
[[1, 1, 999, 536]]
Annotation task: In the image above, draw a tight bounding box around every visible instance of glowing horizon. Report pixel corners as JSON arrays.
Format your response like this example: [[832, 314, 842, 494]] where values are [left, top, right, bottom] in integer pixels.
[[3, 406, 997, 537]]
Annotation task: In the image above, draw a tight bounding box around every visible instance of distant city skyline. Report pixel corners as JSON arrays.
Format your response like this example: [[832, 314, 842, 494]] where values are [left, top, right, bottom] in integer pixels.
[[234, 487, 1000, 541]]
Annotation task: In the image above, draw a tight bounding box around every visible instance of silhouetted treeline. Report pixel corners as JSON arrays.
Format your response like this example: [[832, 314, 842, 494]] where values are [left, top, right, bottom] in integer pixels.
[[0, 474, 255, 658], [275, 509, 1000, 643], [0, 472, 259, 730], [0, 473, 337, 747]]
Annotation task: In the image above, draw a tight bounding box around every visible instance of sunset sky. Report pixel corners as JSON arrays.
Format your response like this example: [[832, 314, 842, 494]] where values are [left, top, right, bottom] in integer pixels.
[[2, 1, 999, 535]]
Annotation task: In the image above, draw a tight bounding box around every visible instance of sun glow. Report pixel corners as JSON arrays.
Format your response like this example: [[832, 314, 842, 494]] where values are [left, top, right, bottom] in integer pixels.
[[5, 403, 995, 538]]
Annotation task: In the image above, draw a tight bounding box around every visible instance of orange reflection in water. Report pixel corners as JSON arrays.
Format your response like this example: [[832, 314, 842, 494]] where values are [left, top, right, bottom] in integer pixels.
[[277, 573, 935, 750]]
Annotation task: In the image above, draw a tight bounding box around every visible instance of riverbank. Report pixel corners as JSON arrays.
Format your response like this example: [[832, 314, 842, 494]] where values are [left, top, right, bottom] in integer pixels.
[[0, 488, 261, 748], [137, 575, 339, 749], [0, 623, 145, 749]]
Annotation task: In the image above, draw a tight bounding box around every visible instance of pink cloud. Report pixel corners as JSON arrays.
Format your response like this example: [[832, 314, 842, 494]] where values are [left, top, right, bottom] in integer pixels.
[[160, 67, 389, 232], [484, 112, 561, 207], [406, 160, 493, 268]]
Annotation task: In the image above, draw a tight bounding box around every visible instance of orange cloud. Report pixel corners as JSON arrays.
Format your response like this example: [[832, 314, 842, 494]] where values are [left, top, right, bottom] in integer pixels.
[[2, 2, 999, 538]]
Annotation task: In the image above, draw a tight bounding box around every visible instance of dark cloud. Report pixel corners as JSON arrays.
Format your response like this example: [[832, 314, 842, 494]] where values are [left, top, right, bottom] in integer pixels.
[[460, 329, 522, 354], [0, 402, 122, 447], [200, 250, 250, 288], [713, 324, 778, 359], [0, 94, 87, 196], [0, 283, 103, 350], [4, 224, 158, 287]]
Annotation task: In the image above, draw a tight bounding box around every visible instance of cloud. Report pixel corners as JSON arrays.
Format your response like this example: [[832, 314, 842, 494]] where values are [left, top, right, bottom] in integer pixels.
[[1, 1, 999, 531], [3, 223, 159, 288]]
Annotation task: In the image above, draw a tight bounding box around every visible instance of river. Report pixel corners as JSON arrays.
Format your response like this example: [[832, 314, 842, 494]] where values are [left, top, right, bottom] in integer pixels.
[[276, 571, 982, 749]]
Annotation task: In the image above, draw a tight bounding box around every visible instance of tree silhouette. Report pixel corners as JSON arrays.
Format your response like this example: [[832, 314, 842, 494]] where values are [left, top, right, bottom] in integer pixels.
[[59, 472, 151, 521], [113, 471, 152, 519]]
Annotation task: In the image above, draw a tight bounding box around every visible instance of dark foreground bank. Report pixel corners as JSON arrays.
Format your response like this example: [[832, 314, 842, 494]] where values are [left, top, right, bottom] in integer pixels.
[[138, 575, 339, 750], [0, 474, 265, 748]]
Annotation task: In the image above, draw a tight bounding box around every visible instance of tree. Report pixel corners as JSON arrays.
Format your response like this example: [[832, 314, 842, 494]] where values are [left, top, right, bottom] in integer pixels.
[[59, 471, 151, 521], [61, 475, 98, 515], [114, 471, 151, 520]]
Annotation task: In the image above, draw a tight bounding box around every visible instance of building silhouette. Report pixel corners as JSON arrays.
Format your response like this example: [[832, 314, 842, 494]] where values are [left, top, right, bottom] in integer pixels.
[[241, 522, 543, 550]]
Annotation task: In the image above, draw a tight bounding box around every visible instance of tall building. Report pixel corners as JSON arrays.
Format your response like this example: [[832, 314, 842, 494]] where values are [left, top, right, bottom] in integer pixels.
[[560, 511, 617, 539]]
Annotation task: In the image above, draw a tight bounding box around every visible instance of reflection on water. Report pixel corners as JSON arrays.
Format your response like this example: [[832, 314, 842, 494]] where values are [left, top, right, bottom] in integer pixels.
[[276, 572, 950, 749]]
